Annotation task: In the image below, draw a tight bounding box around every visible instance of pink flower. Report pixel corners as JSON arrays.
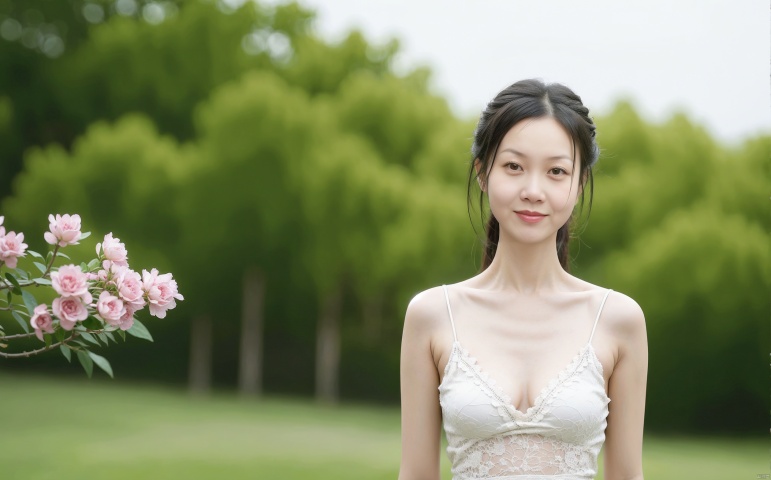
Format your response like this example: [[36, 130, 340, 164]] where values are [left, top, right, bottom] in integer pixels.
[[115, 268, 145, 310], [142, 268, 184, 319], [97, 233, 128, 266], [52, 296, 89, 330], [0, 215, 5, 237], [0, 231, 28, 269], [95, 265, 110, 282], [116, 304, 136, 331], [44, 214, 82, 247], [96, 290, 126, 326], [30, 304, 54, 342], [93, 261, 122, 284], [51, 264, 92, 303]]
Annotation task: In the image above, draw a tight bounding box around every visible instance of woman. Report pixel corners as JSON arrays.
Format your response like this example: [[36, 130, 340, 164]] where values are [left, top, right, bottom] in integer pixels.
[[399, 79, 647, 480]]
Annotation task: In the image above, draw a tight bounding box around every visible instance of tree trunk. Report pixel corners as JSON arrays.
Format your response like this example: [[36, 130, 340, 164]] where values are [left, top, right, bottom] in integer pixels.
[[238, 267, 265, 397], [362, 293, 384, 344], [315, 284, 343, 404], [188, 313, 212, 395]]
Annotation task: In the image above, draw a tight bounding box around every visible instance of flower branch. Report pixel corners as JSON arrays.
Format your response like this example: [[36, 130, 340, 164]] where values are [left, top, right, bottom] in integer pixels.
[[0, 331, 79, 358], [0, 214, 183, 376], [41, 244, 60, 278], [0, 331, 40, 340]]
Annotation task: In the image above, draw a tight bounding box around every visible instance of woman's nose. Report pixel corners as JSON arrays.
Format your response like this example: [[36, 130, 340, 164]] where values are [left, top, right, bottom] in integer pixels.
[[519, 175, 545, 202]]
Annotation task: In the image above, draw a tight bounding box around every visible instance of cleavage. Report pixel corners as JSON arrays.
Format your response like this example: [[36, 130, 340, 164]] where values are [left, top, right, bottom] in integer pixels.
[[458, 341, 585, 413]]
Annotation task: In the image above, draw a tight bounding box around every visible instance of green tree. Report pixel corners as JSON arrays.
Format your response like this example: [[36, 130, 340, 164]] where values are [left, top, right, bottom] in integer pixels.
[[0, 0, 313, 199], [281, 30, 397, 96], [334, 70, 455, 170], [602, 204, 768, 432], [3, 114, 188, 245], [578, 103, 769, 432], [181, 70, 318, 396]]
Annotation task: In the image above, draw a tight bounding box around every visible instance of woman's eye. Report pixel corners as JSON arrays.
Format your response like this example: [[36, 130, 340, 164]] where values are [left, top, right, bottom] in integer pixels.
[[506, 163, 522, 171], [549, 167, 568, 175]]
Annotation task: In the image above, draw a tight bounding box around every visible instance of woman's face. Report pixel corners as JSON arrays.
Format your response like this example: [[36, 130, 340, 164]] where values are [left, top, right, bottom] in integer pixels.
[[481, 116, 582, 246]]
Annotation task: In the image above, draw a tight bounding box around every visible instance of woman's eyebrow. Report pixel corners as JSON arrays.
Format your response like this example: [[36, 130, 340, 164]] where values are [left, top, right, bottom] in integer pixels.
[[499, 148, 572, 161]]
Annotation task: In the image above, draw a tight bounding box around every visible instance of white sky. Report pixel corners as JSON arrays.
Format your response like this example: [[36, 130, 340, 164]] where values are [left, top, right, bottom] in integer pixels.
[[257, 0, 770, 143]]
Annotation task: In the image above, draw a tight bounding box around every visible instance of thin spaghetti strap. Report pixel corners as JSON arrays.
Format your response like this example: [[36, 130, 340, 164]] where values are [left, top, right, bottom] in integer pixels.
[[588, 289, 613, 344], [441, 285, 458, 343]]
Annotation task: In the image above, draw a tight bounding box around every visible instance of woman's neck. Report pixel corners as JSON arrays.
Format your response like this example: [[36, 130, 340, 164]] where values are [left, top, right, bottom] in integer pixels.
[[477, 233, 568, 294]]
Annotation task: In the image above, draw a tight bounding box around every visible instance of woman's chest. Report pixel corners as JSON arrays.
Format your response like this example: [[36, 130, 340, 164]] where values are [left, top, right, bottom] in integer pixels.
[[439, 342, 610, 443]]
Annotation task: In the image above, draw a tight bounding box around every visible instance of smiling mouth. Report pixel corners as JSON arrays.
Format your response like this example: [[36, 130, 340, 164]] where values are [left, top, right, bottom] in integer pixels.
[[515, 211, 547, 223]]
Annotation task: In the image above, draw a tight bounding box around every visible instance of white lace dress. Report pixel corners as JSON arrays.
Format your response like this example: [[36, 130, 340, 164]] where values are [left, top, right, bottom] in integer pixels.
[[438, 286, 612, 480]]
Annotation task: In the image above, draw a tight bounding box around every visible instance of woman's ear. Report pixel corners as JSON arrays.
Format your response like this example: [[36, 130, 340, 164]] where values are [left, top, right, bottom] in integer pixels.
[[474, 158, 487, 192]]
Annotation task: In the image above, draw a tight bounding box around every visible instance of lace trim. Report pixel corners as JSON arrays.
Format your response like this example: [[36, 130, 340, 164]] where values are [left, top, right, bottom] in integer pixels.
[[442, 341, 601, 423], [441, 342, 513, 420], [448, 433, 597, 478]]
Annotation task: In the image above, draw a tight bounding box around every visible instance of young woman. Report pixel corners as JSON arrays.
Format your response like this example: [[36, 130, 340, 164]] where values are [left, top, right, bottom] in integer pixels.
[[399, 79, 647, 480]]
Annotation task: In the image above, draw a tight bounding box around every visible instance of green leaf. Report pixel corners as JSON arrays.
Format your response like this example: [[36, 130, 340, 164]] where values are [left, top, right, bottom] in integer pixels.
[[55, 328, 65, 342], [88, 351, 113, 378], [79, 262, 88, 272], [4, 272, 20, 289], [21, 290, 37, 316], [5, 273, 21, 295], [33, 278, 52, 286], [125, 318, 153, 342], [117, 330, 126, 341], [77, 350, 93, 378], [82, 317, 102, 330], [60, 345, 71, 362], [45, 333, 51, 348], [27, 250, 44, 259], [15, 269, 29, 280], [11, 310, 29, 333], [79, 331, 100, 346], [87, 259, 100, 270], [102, 331, 116, 344], [57, 252, 70, 260], [33, 262, 47, 274], [6, 291, 11, 304], [79, 231, 91, 240]]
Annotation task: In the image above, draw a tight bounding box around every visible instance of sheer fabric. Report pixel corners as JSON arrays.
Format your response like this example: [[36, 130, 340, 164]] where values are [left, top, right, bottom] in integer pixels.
[[438, 286, 612, 480]]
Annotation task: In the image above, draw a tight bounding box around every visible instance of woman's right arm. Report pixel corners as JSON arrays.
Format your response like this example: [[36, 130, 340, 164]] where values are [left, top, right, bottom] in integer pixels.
[[398, 291, 443, 480]]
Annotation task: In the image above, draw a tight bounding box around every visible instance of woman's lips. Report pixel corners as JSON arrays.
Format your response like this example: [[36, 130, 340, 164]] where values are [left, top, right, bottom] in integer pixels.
[[515, 211, 546, 223]]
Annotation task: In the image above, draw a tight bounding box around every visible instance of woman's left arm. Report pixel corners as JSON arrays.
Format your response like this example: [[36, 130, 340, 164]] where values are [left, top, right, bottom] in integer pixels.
[[603, 293, 648, 480]]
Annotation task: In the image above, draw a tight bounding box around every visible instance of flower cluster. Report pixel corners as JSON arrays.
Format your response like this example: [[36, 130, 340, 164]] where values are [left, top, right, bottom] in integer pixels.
[[0, 214, 183, 375]]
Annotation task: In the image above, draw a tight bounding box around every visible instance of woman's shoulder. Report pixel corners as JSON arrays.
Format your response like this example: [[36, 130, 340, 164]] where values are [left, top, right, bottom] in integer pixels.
[[569, 276, 640, 314], [403, 285, 451, 336], [594, 285, 646, 339], [568, 275, 645, 333]]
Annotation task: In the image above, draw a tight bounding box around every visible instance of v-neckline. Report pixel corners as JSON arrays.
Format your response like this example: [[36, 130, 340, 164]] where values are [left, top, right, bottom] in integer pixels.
[[439, 340, 602, 419]]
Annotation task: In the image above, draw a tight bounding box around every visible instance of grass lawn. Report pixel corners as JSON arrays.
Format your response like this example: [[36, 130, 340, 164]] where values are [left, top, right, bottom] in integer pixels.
[[0, 373, 766, 479]]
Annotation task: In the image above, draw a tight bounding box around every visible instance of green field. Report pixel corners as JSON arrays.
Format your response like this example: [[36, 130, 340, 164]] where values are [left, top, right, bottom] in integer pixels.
[[0, 373, 766, 480]]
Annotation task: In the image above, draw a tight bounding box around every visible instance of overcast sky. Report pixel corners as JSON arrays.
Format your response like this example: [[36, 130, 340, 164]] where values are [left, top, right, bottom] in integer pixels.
[[259, 0, 770, 143]]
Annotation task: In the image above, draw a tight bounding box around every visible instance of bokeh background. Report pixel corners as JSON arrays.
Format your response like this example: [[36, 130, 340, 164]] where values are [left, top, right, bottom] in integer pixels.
[[0, 0, 768, 478]]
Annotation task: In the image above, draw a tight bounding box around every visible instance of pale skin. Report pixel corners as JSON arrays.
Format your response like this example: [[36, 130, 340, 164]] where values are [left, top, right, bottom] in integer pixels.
[[399, 117, 647, 480]]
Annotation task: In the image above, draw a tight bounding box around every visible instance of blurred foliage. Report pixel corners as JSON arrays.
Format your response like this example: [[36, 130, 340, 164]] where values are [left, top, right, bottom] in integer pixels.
[[0, 0, 767, 434]]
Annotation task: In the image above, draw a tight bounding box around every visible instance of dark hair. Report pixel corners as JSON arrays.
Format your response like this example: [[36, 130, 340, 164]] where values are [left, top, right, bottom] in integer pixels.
[[468, 79, 599, 272]]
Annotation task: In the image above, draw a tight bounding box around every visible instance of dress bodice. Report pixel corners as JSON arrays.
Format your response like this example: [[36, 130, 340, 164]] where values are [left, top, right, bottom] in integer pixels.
[[438, 285, 612, 480]]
